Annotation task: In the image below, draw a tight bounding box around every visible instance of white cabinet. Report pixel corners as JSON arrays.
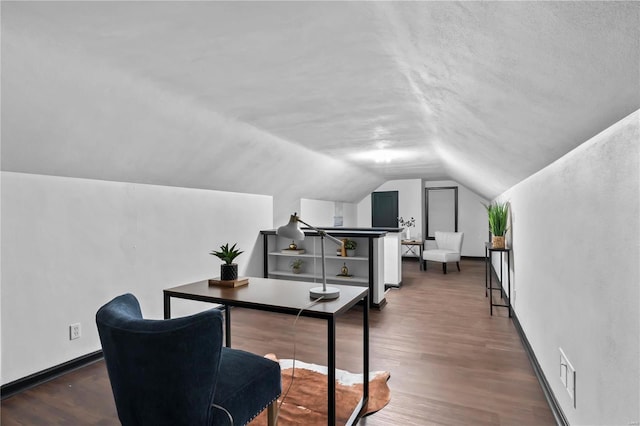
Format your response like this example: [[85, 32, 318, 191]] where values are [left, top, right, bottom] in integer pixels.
[[261, 229, 389, 308], [384, 232, 403, 287]]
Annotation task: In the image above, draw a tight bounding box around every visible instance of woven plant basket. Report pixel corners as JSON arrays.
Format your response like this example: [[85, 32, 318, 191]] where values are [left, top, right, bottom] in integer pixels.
[[492, 236, 505, 249]]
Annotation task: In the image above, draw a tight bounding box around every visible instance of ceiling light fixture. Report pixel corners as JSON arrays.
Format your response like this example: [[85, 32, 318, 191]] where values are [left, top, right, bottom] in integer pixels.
[[351, 148, 409, 164], [375, 150, 392, 164]]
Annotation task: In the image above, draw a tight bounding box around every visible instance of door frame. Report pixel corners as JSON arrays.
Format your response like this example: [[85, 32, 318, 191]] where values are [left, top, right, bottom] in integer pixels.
[[424, 186, 458, 240]]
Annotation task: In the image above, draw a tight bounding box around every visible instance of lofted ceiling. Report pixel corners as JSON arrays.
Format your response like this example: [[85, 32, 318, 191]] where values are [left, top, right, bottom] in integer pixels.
[[2, 1, 639, 202]]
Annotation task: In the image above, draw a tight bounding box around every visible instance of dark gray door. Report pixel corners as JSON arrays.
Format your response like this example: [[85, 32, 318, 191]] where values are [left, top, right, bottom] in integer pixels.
[[372, 191, 399, 227]]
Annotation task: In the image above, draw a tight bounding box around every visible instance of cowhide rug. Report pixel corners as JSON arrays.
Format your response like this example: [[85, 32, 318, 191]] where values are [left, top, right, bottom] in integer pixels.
[[248, 354, 390, 425]]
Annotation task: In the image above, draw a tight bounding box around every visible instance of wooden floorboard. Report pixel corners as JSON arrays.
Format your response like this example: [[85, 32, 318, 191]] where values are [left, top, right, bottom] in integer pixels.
[[1, 259, 555, 425]]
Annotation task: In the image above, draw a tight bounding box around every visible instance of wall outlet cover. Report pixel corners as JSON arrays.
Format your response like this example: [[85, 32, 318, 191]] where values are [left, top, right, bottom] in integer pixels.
[[559, 348, 576, 408], [69, 323, 81, 340]]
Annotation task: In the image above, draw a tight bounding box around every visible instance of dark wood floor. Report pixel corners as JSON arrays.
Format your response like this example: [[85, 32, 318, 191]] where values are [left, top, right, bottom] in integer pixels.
[[1, 259, 555, 425]]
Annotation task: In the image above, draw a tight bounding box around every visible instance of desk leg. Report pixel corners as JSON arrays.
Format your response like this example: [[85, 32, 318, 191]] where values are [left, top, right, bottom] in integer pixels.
[[484, 246, 488, 297], [489, 252, 493, 316], [328, 317, 336, 426], [224, 305, 231, 348], [508, 252, 512, 318], [363, 294, 369, 404], [163, 293, 171, 319], [500, 254, 504, 298]]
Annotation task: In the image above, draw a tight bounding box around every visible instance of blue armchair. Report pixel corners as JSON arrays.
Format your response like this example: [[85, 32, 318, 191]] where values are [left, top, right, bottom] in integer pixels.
[[96, 293, 281, 426]]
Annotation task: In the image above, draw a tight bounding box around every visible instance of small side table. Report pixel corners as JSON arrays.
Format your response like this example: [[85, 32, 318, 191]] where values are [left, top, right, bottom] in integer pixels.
[[402, 240, 424, 270], [485, 243, 512, 317]]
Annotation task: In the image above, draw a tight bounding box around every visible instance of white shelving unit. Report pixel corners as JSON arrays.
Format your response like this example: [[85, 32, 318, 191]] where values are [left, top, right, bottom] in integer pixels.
[[261, 228, 392, 308], [266, 242, 369, 286]]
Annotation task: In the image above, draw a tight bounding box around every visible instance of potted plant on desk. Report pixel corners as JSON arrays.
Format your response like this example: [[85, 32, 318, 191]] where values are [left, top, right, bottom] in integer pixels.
[[210, 243, 244, 281]]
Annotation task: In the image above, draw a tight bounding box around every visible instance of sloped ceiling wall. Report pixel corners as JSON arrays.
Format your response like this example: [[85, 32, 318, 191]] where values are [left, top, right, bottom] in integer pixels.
[[2, 1, 639, 201]]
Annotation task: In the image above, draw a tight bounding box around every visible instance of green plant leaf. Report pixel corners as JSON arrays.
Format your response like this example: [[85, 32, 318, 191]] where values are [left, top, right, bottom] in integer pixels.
[[483, 202, 509, 236], [210, 242, 244, 265], [344, 239, 357, 250]]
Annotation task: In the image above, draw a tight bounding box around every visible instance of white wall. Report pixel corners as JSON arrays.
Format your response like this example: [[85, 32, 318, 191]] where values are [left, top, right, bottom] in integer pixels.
[[357, 179, 423, 234], [357, 178, 488, 257], [357, 193, 372, 228], [423, 180, 488, 257], [497, 111, 639, 425], [300, 198, 336, 227], [1, 172, 273, 385], [342, 203, 357, 227], [299, 198, 358, 228]]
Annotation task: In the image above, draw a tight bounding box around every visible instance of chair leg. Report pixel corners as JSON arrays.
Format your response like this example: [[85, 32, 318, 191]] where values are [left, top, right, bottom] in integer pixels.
[[423, 260, 427, 270], [457, 261, 460, 271], [442, 263, 447, 274], [267, 400, 278, 426]]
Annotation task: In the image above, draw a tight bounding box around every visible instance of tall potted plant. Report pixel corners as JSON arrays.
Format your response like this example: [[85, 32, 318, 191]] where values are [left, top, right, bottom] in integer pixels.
[[484, 202, 509, 248], [210, 243, 244, 281]]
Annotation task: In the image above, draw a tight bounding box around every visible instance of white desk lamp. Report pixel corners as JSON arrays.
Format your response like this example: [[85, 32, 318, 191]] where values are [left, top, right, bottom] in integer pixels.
[[277, 213, 343, 300]]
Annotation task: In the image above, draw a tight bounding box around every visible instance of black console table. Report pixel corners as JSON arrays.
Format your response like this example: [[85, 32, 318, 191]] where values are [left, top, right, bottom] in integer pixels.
[[485, 243, 512, 317]]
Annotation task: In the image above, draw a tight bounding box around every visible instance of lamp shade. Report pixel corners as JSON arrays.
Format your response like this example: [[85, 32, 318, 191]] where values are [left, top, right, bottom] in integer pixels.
[[277, 214, 305, 241]]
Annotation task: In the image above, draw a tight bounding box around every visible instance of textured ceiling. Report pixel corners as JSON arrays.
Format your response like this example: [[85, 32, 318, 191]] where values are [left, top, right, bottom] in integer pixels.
[[2, 1, 639, 201]]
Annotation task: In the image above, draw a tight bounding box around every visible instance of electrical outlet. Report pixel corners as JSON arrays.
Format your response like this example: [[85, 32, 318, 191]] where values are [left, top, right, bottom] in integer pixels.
[[69, 323, 81, 340], [559, 348, 576, 407]]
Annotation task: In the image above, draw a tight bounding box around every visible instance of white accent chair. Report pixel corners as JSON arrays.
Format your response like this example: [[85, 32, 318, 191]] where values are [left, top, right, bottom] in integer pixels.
[[422, 231, 464, 274]]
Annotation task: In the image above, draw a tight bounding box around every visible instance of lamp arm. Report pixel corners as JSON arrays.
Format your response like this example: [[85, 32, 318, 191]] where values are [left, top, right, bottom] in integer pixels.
[[296, 218, 344, 247]]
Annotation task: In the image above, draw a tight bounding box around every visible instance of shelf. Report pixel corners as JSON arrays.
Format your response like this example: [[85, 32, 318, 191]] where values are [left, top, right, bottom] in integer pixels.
[[328, 254, 368, 261], [269, 271, 317, 280], [269, 251, 368, 261], [262, 230, 387, 309], [269, 252, 317, 259], [269, 270, 368, 284]]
